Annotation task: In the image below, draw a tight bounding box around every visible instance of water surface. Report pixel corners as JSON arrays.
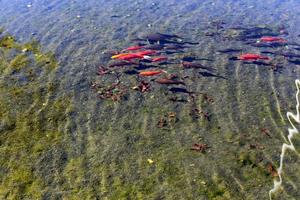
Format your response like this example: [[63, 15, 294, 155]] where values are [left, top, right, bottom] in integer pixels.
[[0, 0, 300, 199]]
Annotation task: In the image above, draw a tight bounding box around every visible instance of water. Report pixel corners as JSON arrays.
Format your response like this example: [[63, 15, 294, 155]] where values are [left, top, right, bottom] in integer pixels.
[[0, 0, 300, 199]]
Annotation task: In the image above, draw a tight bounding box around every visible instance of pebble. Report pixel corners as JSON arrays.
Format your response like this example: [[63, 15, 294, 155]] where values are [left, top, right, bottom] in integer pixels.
[[147, 159, 154, 164]]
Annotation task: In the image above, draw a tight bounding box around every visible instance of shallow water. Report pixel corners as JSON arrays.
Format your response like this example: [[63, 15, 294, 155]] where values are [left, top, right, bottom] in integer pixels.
[[0, 0, 300, 199]]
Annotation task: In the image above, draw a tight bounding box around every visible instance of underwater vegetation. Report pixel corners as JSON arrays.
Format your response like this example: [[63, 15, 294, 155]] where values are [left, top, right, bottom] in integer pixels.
[[0, 28, 73, 199]]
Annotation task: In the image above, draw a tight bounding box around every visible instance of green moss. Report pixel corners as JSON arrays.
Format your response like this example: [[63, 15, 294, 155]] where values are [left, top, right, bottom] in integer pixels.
[[0, 35, 16, 48], [35, 52, 58, 69], [22, 40, 41, 54], [64, 157, 86, 187], [10, 54, 30, 71], [0, 166, 43, 200], [0, 29, 71, 199]]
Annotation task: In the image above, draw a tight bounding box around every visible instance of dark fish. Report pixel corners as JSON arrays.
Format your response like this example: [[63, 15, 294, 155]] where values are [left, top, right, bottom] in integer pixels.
[[143, 44, 164, 50], [260, 51, 275, 55], [108, 61, 136, 67], [181, 61, 215, 71], [155, 78, 185, 85], [277, 52, 300, 58], [288, 59, 300, 65], [180, 41, 199, 45], [217, 48, 243, 53], [137, 32, 182, 42], [165, 50, 185, 55], [159, 39, 197, 45], [229, 56, 239, 61], [250, 42, 285, 48], [248, 61, 272, 66], [135, 32, 198, 45], [228, 26, 248, 30], [199, 71, 226, 79], [182, 56, 196, 62], [287, 42, 300, 47], [124, 70, 138, 75], [241, 27, 279, 39], [110, 15, 121, 18], [204, 32, 215, 37], [163, 44, 186, 50], [153, 33, 183, 39], [197, 58, 214, 61], [134, 64, 156, 70], [182, 57, 213, 62], [169, 87, 193, 94], [225, 26, 280, 41]]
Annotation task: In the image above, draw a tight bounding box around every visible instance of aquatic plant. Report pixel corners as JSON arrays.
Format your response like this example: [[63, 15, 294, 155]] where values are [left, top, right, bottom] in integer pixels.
[[0, 29, 70, 199]]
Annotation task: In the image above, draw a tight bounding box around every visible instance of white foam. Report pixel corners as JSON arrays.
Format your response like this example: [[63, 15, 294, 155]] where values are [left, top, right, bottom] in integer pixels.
[[269, 79, 300, 199]]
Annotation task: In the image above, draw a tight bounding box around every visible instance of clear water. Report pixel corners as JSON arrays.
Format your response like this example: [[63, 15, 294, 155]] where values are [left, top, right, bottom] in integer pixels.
[[0, 0, 300, 199]]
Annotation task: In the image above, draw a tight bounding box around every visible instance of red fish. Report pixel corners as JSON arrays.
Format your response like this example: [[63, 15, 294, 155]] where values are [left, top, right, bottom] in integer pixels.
[[139, 70, 166, 76], [259, 36, 287, 43], [111, 53, 130, 59], [238, 53, 270, 61], [135, 50, 157, 56], [123, 45, 144, 51], [151, 56, 168, 62], [116, 54, 144, 61]]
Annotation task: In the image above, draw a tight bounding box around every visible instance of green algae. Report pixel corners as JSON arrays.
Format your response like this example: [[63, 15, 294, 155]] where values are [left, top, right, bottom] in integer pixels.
[[23, 40, 41, 54], [9, 54, 30, 71], [0, 29, 71, 199], [0, 35, 16, 49]]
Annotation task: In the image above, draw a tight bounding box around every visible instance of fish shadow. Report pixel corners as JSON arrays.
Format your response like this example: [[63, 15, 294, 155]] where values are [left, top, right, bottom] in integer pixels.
[[217, 49, 243, 54], [182, 56, 214, 62], [182, 57, 196, 62], [199, 71, 227, 79], [229, 56, 239, 61], [169, 87, 193, 94], [260, 51, 275, 55], [197, 58, 214, 62], [134, 64, 157, 70], [124, 70, 139, 75], [288, 59, 300, 65], [245, 61, 272, 66], [165, 50, 185, 55], [250, 42, 286, 48], [158, 61, 173, 65]]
